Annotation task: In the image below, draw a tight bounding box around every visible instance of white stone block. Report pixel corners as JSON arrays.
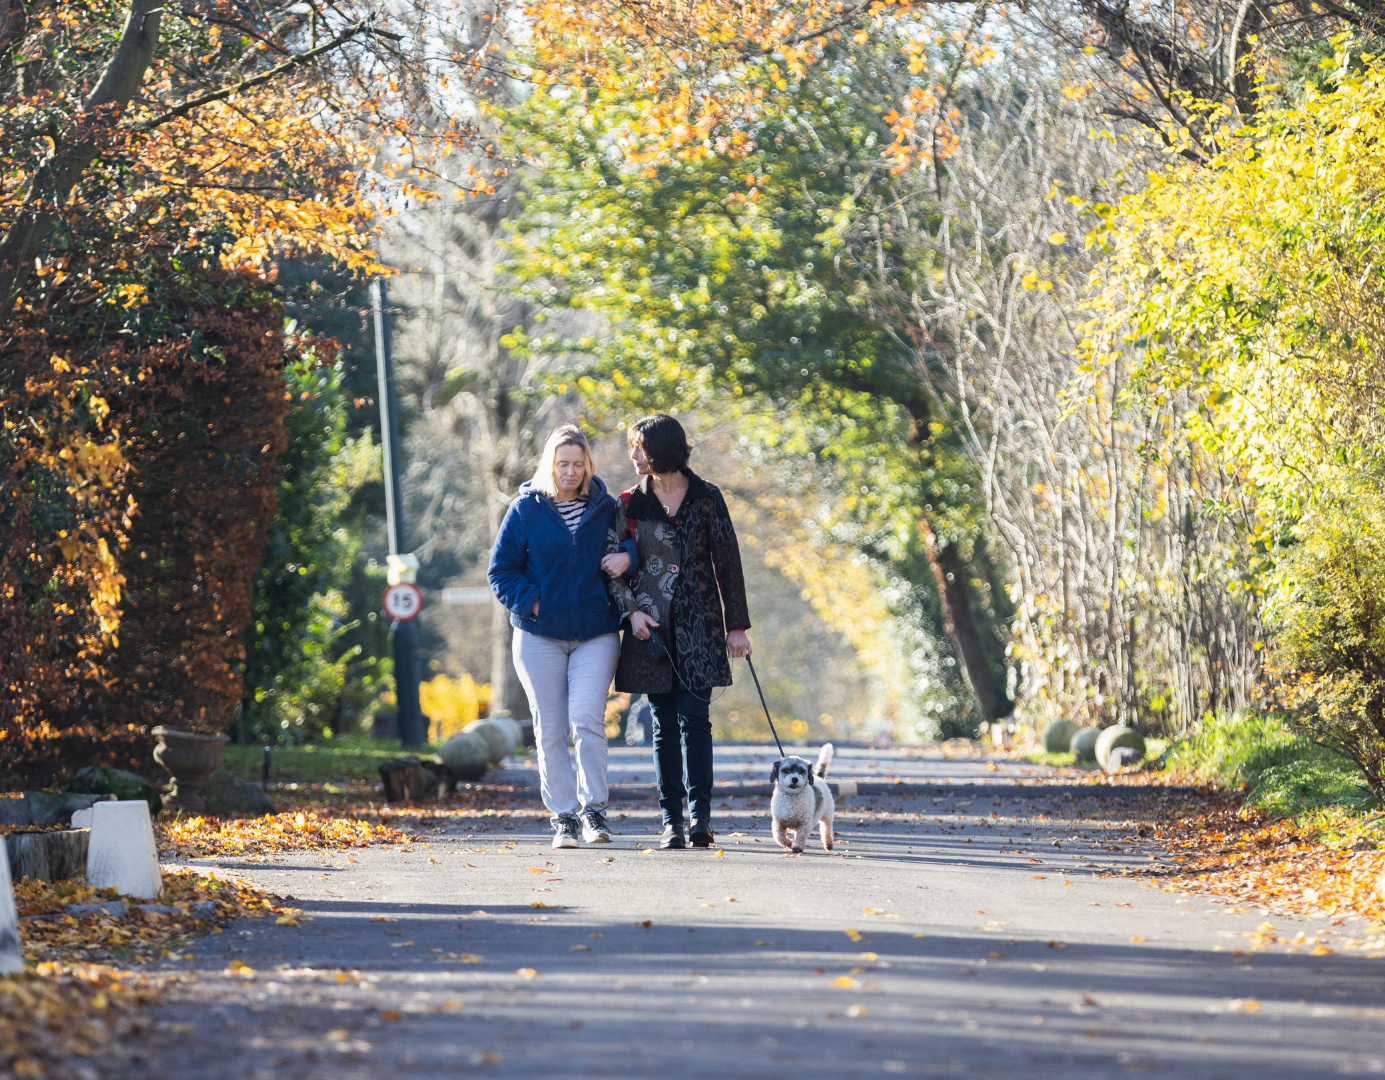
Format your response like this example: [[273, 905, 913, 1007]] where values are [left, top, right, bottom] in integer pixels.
[[0, 842, 22, 974], [71, 807, 93, 829], [86, 800, 162, 899]]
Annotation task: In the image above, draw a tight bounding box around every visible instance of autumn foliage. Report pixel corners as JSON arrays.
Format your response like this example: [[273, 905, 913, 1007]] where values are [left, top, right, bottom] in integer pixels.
[[1, 278, 292, 783]]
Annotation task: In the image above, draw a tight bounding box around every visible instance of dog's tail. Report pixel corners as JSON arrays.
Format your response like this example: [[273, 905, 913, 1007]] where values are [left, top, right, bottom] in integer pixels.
[[814, 743, 834, 778]]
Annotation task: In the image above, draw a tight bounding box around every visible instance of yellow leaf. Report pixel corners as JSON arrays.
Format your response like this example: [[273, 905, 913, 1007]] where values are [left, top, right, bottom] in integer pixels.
[[515, 967, 539, 979], [530, 901, 549, 909], [833, 976, 859, 988], [460, 953, 482, 963], [1048, 232, 1067, 245], [844, 929, 863, 942]]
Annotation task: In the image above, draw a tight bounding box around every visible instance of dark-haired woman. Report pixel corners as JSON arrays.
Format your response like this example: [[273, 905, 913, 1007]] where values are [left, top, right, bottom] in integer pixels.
[[601, 414, 751, 849]]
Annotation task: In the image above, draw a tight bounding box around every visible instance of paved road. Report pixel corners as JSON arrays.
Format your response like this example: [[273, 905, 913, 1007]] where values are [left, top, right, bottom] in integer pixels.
[[118, 746, 1385, 1079]]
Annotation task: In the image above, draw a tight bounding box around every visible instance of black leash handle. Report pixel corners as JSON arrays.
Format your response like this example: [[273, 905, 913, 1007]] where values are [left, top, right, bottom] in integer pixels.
[[744, 655, 785, 758]]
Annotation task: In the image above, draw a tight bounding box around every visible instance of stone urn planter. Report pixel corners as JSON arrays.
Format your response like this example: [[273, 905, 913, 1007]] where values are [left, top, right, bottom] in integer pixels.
[[152, 727, 228, 813]]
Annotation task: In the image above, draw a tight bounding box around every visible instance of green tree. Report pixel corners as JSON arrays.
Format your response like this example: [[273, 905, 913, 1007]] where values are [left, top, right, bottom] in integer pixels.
[[241, 330, 385, 743], [504, 38, 1014, 723]]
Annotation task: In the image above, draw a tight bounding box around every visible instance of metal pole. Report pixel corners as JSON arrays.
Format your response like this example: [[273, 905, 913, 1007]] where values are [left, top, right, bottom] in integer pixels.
[[372, 278, 403, 556], [371, 278, 425, 748]]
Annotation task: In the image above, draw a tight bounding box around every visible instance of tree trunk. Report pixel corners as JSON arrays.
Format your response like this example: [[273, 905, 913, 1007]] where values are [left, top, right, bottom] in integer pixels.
[[6, 829, 89, 882], [921, 519, 1014, 721]]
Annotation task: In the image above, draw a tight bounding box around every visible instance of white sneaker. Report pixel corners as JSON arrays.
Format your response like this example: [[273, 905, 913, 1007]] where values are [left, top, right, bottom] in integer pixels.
[[552, 815, 580, 848], [580, 809, 611, 844]]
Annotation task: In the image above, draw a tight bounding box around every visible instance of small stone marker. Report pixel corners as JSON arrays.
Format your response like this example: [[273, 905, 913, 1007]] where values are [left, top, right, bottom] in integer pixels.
[[0, 839, 22, 973], [86, 800, 162, 899]]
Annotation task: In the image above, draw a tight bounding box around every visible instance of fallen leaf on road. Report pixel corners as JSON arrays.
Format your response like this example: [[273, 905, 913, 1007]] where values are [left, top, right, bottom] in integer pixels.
[[1048, 941, 1067, 949], [526, 868, 546, 874], [713, 849, 725, 857], [276, 915, 300, 926], [844, 929, 864, 942], [833, 976, 859, 988], [846, 1004, 868, 1017], [224, 960, 255, 978], [570, 945, 592, 951], [1231, 999, 1260, 1012], [459, 954, 482, 963], [640, 920, 653, 928], [589, 932, 603, 938], [530, 902, 549, 909], [380, 1010, 402, 1021], [1129, 936, 1145, 942], [756, 940, 773, 946], [325, 1029, 349, 1041], [859, 952, 878, 961], [516, 968, 538, 979], [370, 916, 395, 923], [472, 1051, 503, 1065]]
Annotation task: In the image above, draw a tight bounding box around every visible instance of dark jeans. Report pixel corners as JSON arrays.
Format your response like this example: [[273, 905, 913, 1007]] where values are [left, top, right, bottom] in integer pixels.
[[647, 686, 713, 826]]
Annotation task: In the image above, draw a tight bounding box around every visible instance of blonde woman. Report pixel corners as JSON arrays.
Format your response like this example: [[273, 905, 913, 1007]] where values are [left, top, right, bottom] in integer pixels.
[[487, 426, 636, 848]]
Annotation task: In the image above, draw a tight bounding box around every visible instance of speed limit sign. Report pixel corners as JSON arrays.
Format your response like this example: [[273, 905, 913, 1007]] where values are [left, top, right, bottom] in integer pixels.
[[383, 582, 422, 621]]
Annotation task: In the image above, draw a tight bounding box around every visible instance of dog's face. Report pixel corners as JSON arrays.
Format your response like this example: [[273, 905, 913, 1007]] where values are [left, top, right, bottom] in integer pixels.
[[771, 756, 813, 793]]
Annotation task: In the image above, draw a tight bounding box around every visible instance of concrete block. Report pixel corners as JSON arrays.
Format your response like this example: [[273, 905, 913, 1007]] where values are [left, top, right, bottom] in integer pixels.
[[0, 841, 21, 974], [86, 800, 162, 899], [71, 807, 93, 829]]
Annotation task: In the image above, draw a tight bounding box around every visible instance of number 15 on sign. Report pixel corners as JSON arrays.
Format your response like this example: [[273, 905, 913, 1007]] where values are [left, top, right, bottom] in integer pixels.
[[383, 582, 422, 621]]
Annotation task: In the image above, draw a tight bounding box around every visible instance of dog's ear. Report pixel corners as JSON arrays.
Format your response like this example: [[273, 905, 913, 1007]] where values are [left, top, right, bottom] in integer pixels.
[[770, 759, 781, 786]]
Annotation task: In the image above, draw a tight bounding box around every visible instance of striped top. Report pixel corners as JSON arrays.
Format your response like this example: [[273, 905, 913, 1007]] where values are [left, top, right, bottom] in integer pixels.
[[553, 496, 587, 534]]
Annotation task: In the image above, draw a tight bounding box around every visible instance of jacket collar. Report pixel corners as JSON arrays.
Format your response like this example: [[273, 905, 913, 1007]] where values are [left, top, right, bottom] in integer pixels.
[[518, 474, 613, 527], [630, 469, 709, 512]]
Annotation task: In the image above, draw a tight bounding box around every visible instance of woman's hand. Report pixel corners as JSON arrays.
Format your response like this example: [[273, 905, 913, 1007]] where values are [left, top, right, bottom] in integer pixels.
[[726, 629, 752, 659], [629, 611, 659, 640], [531, 598, 540, 616], [601, 551, 631, 577]]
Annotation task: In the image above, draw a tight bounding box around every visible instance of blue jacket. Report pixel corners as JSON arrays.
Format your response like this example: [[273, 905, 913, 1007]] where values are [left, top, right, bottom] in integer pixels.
[[487, 475, 634, 641]]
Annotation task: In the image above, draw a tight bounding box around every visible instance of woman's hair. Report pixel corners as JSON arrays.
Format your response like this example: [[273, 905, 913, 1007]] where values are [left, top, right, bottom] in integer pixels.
[[627, 413, 691, 474], [532, 424, 594, 498]]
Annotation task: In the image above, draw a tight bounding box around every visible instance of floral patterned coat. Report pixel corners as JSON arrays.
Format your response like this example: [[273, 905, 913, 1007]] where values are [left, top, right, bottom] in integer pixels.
[[607, 470, 751, 694]]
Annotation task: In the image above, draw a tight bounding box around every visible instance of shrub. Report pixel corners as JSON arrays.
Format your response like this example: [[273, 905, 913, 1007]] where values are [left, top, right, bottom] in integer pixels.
[[1266, 494, 1385, 803], [1171, 711, 1375, 814], [241, 331, 382, 743]]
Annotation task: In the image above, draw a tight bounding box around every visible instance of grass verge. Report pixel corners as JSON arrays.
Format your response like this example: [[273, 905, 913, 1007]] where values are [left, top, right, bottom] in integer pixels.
[[222, 735, 441, 783], [1166, 711, 1377, 816]]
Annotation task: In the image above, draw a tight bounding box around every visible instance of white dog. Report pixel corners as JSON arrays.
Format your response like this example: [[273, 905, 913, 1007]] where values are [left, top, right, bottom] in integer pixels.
[[769, 744, 835, 853]]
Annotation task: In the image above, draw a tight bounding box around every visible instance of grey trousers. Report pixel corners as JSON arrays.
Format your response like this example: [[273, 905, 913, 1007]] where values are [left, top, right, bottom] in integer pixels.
[[512, 629, 620, 820]]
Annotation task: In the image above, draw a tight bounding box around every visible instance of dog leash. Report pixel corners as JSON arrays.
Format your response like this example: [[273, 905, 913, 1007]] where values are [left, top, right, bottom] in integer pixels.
[[634, 620, 782, 755], [744, 655, 786, 759]]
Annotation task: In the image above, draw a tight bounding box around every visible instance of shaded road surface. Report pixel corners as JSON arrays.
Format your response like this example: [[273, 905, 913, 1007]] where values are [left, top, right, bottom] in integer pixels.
[[118, 746, 1385, 1079]]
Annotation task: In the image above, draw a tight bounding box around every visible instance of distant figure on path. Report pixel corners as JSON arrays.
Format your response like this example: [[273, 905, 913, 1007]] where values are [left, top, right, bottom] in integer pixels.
[[602, 414, 752, 850], [489, 425, 637, 849]]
